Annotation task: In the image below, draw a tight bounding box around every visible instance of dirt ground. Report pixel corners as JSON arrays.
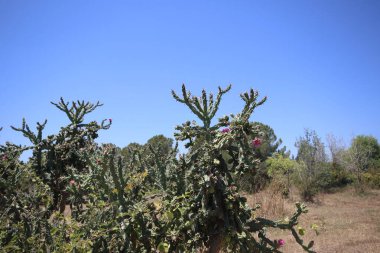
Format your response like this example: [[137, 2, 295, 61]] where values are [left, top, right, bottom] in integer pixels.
[[245, 186, 380, 253]]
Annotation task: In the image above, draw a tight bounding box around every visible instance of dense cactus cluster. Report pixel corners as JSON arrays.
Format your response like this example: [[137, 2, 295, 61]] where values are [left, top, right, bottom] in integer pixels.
[[0, 85, 315, 252]]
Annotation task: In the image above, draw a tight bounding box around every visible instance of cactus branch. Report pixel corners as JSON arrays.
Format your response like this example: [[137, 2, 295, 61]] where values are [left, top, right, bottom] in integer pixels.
[[51, 97, 103, 125], [172, 84, 231, 128], [11, 118, 47, 145]]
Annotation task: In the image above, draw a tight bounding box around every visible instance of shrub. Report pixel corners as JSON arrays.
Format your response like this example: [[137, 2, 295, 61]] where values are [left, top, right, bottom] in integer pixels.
[[362, 172, 380, 189], [314, 166, 352, 192]]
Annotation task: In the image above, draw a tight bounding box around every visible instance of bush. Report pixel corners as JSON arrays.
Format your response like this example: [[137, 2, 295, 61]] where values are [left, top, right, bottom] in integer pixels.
[[362, 172, 380, 189], [314, 166, 353, 192], [266, 153, 296, 198]]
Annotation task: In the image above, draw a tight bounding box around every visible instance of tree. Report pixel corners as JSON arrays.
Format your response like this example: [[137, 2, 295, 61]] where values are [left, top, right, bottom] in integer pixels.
[[266, 153, 296, 196], [238, 122, 288, 192], [326, 133, 345, 169], [296, 129, 327, 166], [251, 122, 287, 161], [146, 134, 174, 156], [121, 142, 143, 161], [323, 134, 353, 189], [346, 135, 380, 190], [121, 135, 176, 191], [350, 135, 379, 170], [295, 129, 327, 201], [145, 135, 176, 191]]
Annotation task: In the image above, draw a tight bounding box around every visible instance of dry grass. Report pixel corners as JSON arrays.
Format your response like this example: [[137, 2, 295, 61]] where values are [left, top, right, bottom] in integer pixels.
[[245, 186, 380, 253], [244, 183, 295, 219]]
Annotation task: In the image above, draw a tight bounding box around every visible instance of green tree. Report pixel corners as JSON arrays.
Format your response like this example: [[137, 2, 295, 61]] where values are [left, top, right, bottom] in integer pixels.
[[146, 134, 174, 156], [325, 134, 353, 189], [145, 135, 176, 191], [251, 122, 287, 161], [346, 135, 380, 190], [350, 135, 379, 170], [120, 142, 145, 169], [266, 153, 296, 196], [121, 135, 176, 191], [238, 122, 287, 192], [295, 129, 327, 201]]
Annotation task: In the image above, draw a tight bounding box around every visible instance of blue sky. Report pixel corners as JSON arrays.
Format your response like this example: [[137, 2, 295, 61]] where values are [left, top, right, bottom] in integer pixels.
[[1, 0, 380, 157]]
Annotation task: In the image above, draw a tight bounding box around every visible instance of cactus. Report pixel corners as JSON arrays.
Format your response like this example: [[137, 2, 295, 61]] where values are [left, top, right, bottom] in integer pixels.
[[162, 84, 314, 252], [0, 86, 315, 252], [11, 98, 111, 213]]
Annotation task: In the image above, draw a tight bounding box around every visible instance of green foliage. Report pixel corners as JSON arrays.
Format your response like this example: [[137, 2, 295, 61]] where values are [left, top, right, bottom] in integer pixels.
[[0, 142, 54, 252], [351, 135, 380, 163], [362, 171, 380, 189], [251, 122, 286, 162], [0, 86, 315, 252], [120, 135, 178, 192], [345, 135, 380, 191], [11, 98, 111, 213], [166, 85, 314, 252], [314, 165, 352, 191], [266, 154, 296, 197], [295, 129, 327, 201], [237, 122, 287, 193], [267, 154, 295, 177], [145, 135, 176, 191], [146, 135, 174, 156], [296, 129, 327, 166], [349, 135, 380, 172], [121, 142, 144, 161]]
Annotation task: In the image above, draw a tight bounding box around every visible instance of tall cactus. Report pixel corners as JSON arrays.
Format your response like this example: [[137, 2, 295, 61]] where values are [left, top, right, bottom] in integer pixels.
[[167, 84, 314, 253], [1, 87, 316, 253], [11, 98, 111, 213]]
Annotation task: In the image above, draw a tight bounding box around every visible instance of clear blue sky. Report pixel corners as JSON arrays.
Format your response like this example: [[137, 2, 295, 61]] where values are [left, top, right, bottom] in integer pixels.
[[1, 0, 380, 157]]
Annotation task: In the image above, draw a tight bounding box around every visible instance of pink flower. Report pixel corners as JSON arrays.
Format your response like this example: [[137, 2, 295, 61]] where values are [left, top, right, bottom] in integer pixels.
[[278, 239, 285, 247], [229, 185, 237, 191], [221, 128, 230, 133], [252, 137, 262, 148], [2, 155, 7, 161], [69, 180, 76, 186]]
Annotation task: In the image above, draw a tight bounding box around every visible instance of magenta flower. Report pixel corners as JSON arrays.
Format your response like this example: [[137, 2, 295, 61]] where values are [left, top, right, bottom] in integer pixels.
[[278, 239, 285, 247], [229, 185, 237, 191], [221, 128, 230, 133], [252, 137, 262, 148], [109, 118, 112, 123]]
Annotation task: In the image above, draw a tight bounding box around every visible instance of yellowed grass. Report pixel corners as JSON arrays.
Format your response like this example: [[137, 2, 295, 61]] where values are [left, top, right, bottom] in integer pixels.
[[245, 186, 380, 253]]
